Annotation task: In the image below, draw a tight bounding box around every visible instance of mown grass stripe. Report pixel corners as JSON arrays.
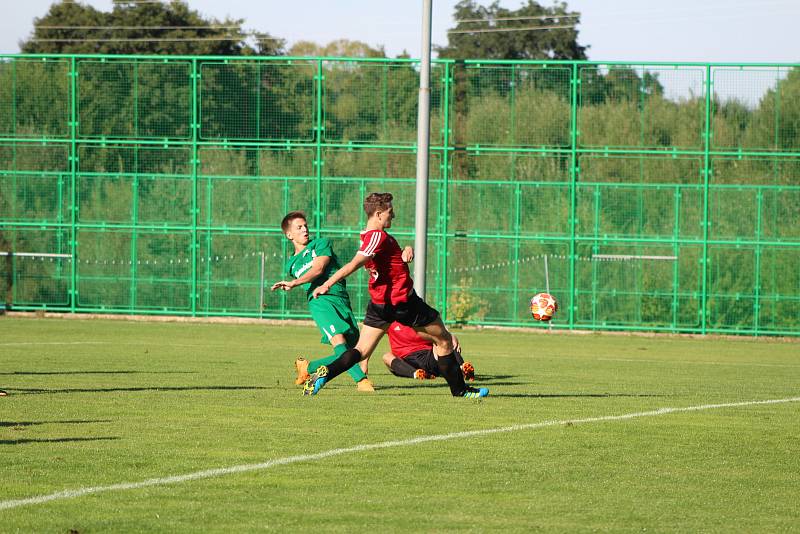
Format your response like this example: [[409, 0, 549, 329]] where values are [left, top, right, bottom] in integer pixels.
[[2, 396, 798, 512]]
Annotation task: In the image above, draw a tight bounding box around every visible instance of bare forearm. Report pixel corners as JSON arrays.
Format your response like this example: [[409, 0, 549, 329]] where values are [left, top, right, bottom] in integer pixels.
[[291, 265, 324, 287], [321, 260, 360, 290], [273, 256, 332, 292], [312, 253, 370, 298]]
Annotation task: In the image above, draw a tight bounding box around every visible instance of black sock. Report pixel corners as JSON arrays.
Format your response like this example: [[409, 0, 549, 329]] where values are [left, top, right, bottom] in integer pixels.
[[454, 349, 465, 367], [323, 348, 362, 381], [389, 358, 417, 378], [436, 352, 468, 396]]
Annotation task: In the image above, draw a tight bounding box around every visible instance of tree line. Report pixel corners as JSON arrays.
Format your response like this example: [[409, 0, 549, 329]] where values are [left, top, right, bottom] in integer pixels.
[[20, 0, 586, 60]]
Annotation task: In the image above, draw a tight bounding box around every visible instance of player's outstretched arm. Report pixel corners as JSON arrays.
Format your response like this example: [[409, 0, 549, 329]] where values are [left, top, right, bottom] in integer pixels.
[[270, 280, 293, 291], [312, 253, 371, 298], [271, 256, 331, 291]]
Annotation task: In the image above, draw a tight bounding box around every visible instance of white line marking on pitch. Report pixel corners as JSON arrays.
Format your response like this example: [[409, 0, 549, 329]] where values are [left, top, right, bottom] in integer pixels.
[[1, 396, 798, 512]]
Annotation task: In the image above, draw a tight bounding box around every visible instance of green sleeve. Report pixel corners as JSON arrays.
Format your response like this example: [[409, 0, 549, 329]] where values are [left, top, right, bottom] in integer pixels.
[[314, 238, 334, 258]]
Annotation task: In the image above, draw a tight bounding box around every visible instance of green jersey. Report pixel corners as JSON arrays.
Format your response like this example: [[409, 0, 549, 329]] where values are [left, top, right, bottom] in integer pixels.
[[285, 237, 349, 301]]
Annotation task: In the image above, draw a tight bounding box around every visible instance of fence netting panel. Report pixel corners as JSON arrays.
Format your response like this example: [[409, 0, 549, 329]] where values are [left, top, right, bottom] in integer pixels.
[[0, 55, 798, 335]]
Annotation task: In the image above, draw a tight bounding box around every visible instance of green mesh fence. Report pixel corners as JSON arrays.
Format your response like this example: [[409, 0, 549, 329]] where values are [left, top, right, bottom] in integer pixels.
[[0, 55, 799, 335]]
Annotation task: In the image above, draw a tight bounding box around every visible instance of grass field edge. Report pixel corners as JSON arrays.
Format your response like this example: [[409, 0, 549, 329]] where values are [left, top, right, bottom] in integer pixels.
[[2, 395, 799, 513]]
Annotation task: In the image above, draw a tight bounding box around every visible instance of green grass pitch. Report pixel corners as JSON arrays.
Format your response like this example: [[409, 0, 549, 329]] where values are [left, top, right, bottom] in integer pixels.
[[1, 317, 799, 532]]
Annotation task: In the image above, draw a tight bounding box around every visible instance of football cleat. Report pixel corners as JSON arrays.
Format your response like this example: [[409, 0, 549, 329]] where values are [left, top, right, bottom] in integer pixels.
[[460, 387, 489, 399], [294, 357, 311, 385], [461, 362, 475, 381], [356, 378, 376, 392], [413, 369, 435, 380], [302, 365, 329, 396]]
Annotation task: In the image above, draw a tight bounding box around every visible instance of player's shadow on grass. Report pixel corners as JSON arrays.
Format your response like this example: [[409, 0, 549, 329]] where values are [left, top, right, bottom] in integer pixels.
[[0, 370, 197, 376], [378, 374, 525, 390], [475, 373, 517, 382], [7, 385, 268, 395], [0, 419, 111, 427], [470, 374, 528, 386], [0, 436, 120, 445], [490, 392, 668, 399]]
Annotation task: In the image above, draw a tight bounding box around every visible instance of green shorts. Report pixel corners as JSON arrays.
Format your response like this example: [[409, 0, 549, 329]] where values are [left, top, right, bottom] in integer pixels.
[[308, 294, 359, 347]]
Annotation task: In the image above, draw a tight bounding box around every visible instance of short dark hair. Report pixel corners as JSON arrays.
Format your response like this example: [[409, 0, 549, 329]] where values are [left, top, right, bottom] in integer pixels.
[[363, 192, 393, 217], [281, 211, 306, 233]]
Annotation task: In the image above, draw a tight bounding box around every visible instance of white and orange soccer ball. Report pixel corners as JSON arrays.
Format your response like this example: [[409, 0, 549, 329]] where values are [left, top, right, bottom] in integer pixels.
[[530, 292, 558, 321]]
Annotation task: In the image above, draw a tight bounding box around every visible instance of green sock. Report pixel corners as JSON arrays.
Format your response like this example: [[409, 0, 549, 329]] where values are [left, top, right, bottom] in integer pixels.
[[308, 343, 366, 384], [307, 354, 336, 374]]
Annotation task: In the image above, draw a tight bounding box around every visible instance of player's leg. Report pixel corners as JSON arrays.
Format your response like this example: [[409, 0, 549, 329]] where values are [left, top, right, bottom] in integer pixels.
[[335, 299, 375, 390], [383, 351, 421, 379], [306, 296, 369, 385], [452, 346, 475, 380], [414, 318, 454, 354], [303, 298, 390, 395], [304, 325, 386, 395], [312, 300, 390, 379], [397, 293, 487, 398], [340, 304, 373, 386], [405, 349, 438, 380], [310, 325, 385, 382], [306, 334, 367, 383], [336, 332, 375, 392], [298, 300, 344, 383], [414, 316, 484, 396], [415, 348, 443, 380]]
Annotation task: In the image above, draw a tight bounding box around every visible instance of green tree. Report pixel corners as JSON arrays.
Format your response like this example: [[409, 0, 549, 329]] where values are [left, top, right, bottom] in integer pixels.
[[745, 66, 800, 152], [438, 0, 587, 60], [287, 40, 429, 144], [20, 0, 284, 56], [288, 39, 386, 58]]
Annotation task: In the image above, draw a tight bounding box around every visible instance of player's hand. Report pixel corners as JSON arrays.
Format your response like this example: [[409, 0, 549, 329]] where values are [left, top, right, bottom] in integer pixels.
[[451, 334, 461, 354], [312, 284, 329, 299], [402, 246, 414, 263], [270, 280, 294, 291]]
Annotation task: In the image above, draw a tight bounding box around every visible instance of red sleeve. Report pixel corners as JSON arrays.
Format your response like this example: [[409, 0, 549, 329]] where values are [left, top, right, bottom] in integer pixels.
[[357, 230, 385, 257]]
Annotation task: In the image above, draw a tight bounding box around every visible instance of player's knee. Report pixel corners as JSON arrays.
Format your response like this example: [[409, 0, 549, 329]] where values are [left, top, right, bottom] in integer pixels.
[[353, 343, 370, 358], [382, 353, 395, 368], [435, 332, 454, 353]]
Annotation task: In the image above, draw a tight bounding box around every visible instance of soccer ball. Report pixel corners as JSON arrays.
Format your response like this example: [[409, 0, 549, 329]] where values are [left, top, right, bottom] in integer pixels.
[[530, 292, 558, 321]]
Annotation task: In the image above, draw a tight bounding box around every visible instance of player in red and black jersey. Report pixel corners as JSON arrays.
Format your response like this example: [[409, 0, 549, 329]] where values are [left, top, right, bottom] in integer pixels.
[[307, 192, 488, 398], [382, 321, 475, 382]]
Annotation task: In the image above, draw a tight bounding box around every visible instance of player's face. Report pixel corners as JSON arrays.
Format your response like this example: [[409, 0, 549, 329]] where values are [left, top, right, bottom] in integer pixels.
[[378, 204, 395, 228], [286, 218, 309, 245]]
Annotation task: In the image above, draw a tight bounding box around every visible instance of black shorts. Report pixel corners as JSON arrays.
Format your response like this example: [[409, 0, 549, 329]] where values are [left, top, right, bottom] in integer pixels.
[[402, 349, 440, 376], [363, 291, 440, 329], [397, 348, 465, 377]]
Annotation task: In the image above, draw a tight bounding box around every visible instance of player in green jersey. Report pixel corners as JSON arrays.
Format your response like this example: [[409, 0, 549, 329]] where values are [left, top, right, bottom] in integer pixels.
[[271, 211, 374, 392]]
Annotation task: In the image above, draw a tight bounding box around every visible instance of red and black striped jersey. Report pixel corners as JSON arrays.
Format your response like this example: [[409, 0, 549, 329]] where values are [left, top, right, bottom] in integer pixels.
[[358, 229, 413, 305]]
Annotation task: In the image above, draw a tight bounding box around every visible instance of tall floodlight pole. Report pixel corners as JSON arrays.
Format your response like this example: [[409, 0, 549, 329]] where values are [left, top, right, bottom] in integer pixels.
[[414, 0, 433, 299]]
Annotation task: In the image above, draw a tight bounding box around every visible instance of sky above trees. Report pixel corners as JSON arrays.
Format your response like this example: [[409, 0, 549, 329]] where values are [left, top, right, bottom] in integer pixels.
[[2, 0, 799, 62]]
